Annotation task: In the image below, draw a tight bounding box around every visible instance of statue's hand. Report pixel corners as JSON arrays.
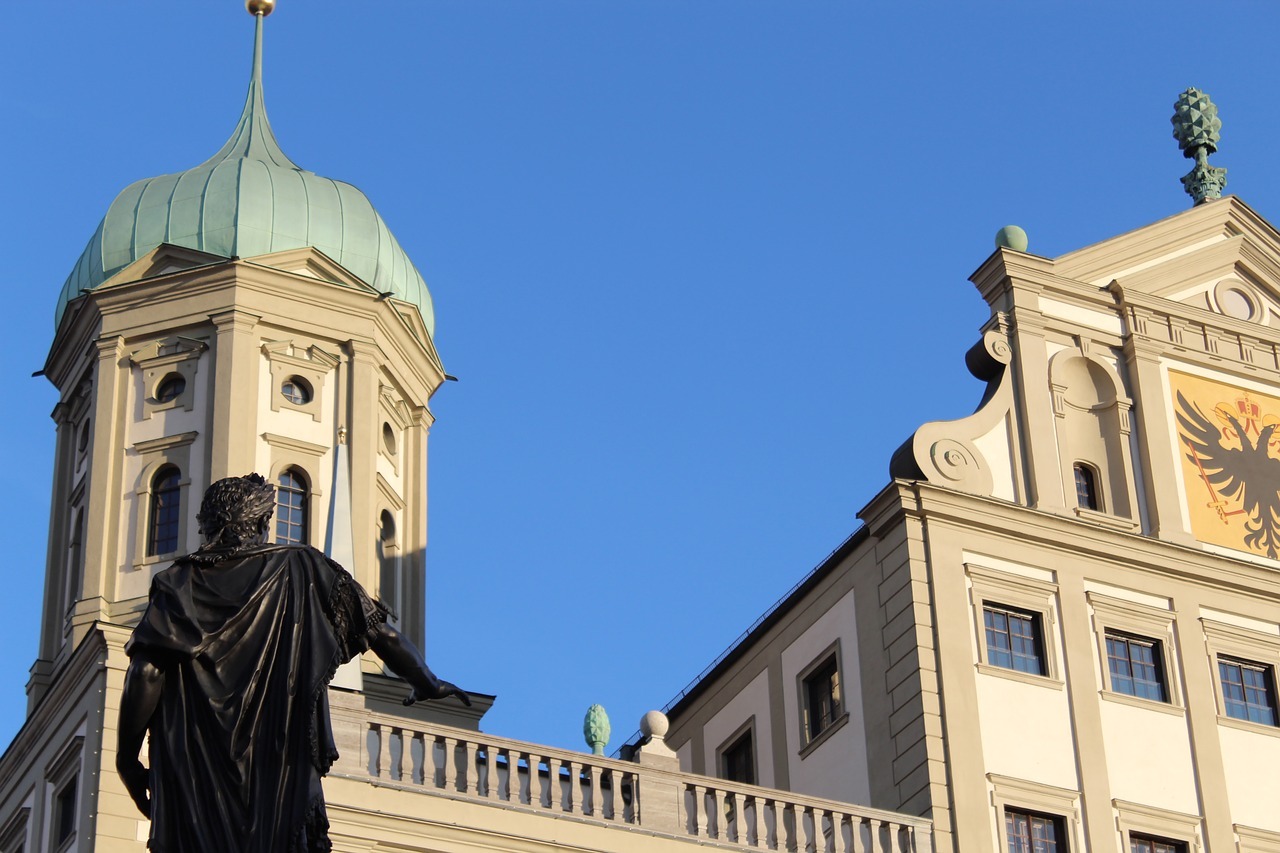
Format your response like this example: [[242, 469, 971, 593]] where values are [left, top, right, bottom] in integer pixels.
[[403, 679, 473, 708], [117, 757, 151, 819]]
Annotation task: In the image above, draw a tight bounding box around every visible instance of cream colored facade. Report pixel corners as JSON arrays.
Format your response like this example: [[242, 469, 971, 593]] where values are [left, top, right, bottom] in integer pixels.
[[660, 197, 1280, 853]]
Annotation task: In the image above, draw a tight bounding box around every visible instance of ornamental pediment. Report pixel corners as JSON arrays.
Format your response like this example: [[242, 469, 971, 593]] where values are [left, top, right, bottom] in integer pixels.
[[1052, 197, 1280, 329]]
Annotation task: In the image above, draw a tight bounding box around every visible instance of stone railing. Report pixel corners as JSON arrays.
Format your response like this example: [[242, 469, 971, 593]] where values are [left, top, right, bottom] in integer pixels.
[[329, 707, 932, 852]]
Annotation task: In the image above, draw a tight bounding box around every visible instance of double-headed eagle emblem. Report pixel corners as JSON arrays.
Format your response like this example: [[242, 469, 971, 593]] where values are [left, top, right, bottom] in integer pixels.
[[1176, 390, 1280, 558]]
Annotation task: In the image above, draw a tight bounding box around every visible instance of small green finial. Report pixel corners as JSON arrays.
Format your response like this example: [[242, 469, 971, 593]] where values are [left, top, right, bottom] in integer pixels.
[[1171, 88, 1227, 205], [583, 705, 611, 756]]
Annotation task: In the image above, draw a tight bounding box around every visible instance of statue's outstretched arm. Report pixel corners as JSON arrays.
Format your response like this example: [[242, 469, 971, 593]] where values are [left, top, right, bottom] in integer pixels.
[[368, 622, 472, 707], [117, 655, 165, 817]]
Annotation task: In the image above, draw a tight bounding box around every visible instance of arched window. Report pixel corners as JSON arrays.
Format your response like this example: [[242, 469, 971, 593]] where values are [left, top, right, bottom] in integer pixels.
[[276, 469, 309, 545], [148, 467, 182, 556], [1074, 462, 1100, 511]]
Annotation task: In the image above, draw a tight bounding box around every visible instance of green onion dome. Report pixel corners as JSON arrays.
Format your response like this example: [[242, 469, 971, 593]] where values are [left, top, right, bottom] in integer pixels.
[[57, 16, 433, 335]]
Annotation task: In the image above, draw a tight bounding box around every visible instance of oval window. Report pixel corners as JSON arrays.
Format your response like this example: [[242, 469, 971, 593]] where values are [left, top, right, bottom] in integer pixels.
[[382, 422, 397, 456], [281, 377, 313, 405], [155, 373, 186, 403]]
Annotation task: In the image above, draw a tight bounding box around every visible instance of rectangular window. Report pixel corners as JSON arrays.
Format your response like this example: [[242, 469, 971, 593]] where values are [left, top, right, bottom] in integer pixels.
[[52, 775, 76, 848], [984, 605, 1045, 676], [720, 729, 755, 785], [1005, 808, 1064, 853], [1130, 835, 1185, 853], [1218, 657, 1278, 726], [1106, 632, 1166, 702], [802, 655, 842, 743]]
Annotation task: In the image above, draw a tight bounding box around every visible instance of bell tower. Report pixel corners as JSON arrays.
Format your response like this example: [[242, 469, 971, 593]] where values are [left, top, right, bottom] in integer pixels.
[[30, 6, 443, 707]]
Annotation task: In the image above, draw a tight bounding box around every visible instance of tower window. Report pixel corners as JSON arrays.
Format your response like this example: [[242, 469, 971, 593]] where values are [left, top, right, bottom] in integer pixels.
[[147, 467, 182, 557], [382, 422, 397, 457], [1073, 463, 1099, 511], [154, 373, 187, 404], [276, 469, 309, 545], [378, 510, 399, 614], [280, 377, 312, 406]]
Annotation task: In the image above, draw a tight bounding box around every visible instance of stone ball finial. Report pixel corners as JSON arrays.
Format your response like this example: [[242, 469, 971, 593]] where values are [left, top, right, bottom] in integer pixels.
[[246, 0, 276, 16], [640, 710, 669, 740], [583, 705, 611, 756], [1172, 87, 1221, 158], [995, 225, 1028, 253]]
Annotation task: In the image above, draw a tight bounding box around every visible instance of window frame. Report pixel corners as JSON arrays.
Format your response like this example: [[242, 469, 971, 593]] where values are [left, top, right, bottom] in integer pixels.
[[1087, 592, 1182, 711], [968, 564, 1062, 687], [1072, 461, 1101, 512], [1114, 799, 1201, 853], [262, 341, 338, 422], [796, 641, 849, 754], [43, 737, 83, 853], [1201, 618, 1280, 736], [129, 337, 205, 420], [275, 467, 311, 546], [715, 717, 757, 786], [1217, 657, 1278, 727], [0, 801, 31, 853], [131, 434, 196, 570], [989, 774, 1080, 853], [147, 465, 183, 558], [263, 435, 327, 549]]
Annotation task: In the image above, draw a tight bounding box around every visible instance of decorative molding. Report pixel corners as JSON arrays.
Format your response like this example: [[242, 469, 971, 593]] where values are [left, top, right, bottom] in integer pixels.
[[262, 340, 338, 422], [261, 432, 329, 459], [1114, 799, 1203, 852], [132, 431, 198, 455], [129, 336, 207, 419]]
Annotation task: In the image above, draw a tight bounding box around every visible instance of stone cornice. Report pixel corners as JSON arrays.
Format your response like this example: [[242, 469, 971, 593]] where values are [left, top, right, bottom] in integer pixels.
[[886, 481, 1280, 602]]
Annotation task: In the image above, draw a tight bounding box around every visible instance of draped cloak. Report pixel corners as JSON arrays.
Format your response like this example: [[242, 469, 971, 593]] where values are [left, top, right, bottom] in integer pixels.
[[125, 544, 387, 853]]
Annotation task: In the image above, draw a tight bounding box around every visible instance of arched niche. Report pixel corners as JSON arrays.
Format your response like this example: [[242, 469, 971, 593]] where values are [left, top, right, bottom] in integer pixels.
[[1048, 350, 1139, 524]]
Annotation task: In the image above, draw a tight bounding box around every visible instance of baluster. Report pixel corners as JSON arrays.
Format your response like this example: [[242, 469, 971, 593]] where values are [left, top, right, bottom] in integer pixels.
[[461, 740, 478, 795], [749, 794, 764, 849], [561, 759, 575, 813], [851, 816, 868, 853], [532, 755, 547, 808], [586, 762, 600, 817], [692, 785, 708, 838], [503, 748, 520, 803], [409, 732, 424, 785], [611, 768, 628, 821], [726, 791, 740, 842], [867, 818, 883, 853], [823, 809, 838, 853], [783, 802, 800, 852], [379, 726, 396, 781], [441, 736, 458, 792]]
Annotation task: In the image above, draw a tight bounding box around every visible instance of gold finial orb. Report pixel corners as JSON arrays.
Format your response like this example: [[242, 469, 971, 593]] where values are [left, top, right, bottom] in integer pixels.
[[246, 0, 275, 16]]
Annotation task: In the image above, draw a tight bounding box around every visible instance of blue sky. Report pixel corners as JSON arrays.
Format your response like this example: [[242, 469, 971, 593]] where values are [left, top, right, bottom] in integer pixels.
[[3, 2, 1280, 755]]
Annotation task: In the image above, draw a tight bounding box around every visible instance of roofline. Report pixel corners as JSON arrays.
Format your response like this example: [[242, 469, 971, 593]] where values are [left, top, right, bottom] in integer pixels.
[[659, 523, 871, 726]]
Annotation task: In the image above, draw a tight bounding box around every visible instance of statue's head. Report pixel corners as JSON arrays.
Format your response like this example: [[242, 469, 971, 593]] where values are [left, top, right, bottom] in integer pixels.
[[196, 474, 276, 549]]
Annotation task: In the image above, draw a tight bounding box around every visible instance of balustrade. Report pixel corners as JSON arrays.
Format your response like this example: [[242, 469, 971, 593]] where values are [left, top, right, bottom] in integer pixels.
[[345, 714, 930, 852]]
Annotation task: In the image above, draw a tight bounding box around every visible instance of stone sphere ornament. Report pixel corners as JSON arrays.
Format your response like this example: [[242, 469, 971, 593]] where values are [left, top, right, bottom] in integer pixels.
[[246, 0, 276, 16], [995, 225, 1029, 253], [640, 710, 670, 740]]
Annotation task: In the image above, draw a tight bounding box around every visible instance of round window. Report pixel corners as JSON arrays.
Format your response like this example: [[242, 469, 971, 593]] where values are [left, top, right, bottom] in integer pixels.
[[382, 423, 397, 456], [155, 373, 186, 403], [281, 377, 313, 405]]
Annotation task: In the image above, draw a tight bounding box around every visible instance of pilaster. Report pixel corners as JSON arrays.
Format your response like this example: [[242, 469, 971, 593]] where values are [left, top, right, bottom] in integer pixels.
[[1055, 572, 1116, 853], [346, 339, 381, 591], [1121, 335, 1196, 545], [82, 336, 127, 611], [208, 309, 262, 482], [1007, 302, 1066, 512]]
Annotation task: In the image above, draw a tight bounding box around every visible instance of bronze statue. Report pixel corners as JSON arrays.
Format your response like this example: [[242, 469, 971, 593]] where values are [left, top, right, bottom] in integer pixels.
[[116, 474, 468, 853]]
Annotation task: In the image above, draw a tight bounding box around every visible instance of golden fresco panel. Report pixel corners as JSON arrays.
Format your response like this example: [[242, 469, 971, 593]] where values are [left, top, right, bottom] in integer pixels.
[[1171, 370, 1280, 559]]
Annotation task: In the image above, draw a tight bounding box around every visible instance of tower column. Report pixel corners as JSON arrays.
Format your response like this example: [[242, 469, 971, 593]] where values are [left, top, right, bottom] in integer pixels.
[[81, 336, 128, 614], [345, 339, 381, 589], [208, 308, 262, 482]]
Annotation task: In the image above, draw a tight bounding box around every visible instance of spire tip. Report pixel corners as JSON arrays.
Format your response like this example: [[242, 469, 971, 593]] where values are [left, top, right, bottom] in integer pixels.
[[246, 0, 275, 17]]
